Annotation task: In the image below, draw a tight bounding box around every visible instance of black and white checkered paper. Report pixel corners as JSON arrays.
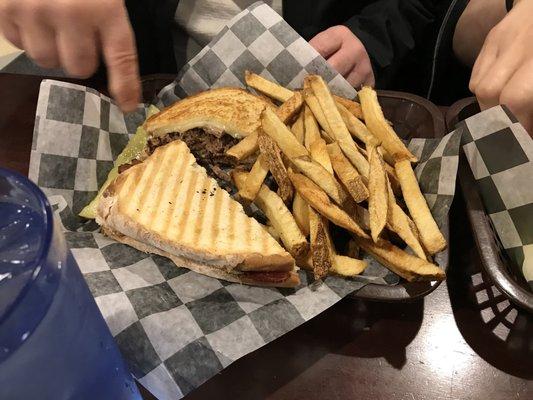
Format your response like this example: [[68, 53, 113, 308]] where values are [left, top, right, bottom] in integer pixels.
[[458, 106, 533, 290], [28, 3, 460, 399]]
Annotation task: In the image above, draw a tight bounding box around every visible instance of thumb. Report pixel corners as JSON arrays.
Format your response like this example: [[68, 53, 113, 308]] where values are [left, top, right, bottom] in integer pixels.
[[99, 7, 141, 112]]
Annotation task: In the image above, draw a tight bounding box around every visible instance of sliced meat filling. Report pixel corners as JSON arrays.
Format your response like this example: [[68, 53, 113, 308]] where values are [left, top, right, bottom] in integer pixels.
[[133, 129, 269, 224], [240, 271, 291, 284], [146, 129, 252, 194]]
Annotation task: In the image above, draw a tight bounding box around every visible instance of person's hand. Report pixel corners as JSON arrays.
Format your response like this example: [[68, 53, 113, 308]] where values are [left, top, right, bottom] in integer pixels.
[[310, 25, 375, 88], [0, 0, 140, 112], [469, 0, 533, 134]]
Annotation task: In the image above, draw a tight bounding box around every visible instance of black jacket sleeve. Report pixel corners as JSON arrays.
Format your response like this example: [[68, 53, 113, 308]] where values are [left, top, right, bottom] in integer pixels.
[[125, 0, 180, 75], [343, 0, 440, 89]]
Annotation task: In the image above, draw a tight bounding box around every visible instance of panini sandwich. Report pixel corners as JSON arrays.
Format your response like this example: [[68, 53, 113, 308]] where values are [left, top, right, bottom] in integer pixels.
[[96, 87, 300, 287]]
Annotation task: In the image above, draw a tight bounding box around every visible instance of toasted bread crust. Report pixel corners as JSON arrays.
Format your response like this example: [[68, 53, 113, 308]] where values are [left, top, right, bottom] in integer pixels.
[[144, 87, 270, 140], [103, 227, 300, 288], [97, 140, 295, 274], [240, 253, 294, 272]]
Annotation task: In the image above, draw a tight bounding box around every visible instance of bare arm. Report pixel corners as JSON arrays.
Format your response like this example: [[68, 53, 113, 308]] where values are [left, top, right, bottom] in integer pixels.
[[453, 0, 506, 66], [464, 0, 533, 134]]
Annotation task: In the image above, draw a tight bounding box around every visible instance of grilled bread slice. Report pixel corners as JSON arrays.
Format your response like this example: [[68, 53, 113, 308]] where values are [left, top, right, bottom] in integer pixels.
[[144, 87, 271, 140], [97, 140, 298, 287]]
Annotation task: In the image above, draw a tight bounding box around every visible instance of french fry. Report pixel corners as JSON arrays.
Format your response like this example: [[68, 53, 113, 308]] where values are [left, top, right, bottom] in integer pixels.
[[310, 139, 333, 175], [321, 130, 334, 143], [245, 71, 293, 102], [385, 175, 427, 260], [304, 88, 364, 140], [333, 95, 364, 120], [327, 142, 368, 203], [407, 215, 422, 242], [291, 112, 305, 144], [226, 132, 258, 161], [305, 124, 338, 280], [368, 146, 388, 242], [292, 193, 310, 237], [355, 205, 371, 231], [305, 75, 370, 177], [304, 105, 321, 148], [373, 146, 401, 195], [291, 156, 347, 206], [381, 148, 396, 166], [288, 171, 368, 238], [383, 161, 401, 191], [359, 86, 417, 162], [233, 170, 308, 258], [261, 108, 309, 159], [395, 159, 446, 255], [331, 256, 367, 277], [303, 89, 332, 135], [278, 91, 304, 125], [337, 102, 379, 146], [354, 236, 445, 282], [257, 93, 278, 109], [257, 132, 293, 204], [226, 95, 305, 160], [238, 154, 269, 202], [309, 209, 333, 280]]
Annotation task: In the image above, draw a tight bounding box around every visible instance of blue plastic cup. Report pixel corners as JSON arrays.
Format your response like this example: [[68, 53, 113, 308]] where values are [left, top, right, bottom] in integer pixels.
[[0, 168, 141, 400]]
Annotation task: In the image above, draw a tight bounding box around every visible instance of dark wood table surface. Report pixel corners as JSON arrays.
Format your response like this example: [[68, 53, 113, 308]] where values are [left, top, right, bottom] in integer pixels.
[[1, 73, 531, 400]]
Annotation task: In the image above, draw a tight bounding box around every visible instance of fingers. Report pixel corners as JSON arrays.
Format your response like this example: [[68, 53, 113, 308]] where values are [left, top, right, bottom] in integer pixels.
[[0, 19, 23, 49], [470, 40, 498, 109], [344, 52, 374, 87], [19, 22, 59, 69], [327, 46, 357, 77], [309, 27, 343, 59], [471, 44, 524, 110], [56, 26, 98, 78], [500, 62, 533, 134], [99, 6, 141, 112], [310, 26, 373, 88], [0, 0, 138, 112]]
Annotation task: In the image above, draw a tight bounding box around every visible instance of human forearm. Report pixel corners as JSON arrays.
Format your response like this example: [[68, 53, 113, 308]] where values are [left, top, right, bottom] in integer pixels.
[[453, 0, 506, 66], [468, 0, 533, 134]]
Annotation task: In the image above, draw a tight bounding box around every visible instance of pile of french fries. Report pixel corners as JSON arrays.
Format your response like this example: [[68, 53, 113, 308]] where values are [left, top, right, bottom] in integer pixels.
[[229, 71, 446, 282]]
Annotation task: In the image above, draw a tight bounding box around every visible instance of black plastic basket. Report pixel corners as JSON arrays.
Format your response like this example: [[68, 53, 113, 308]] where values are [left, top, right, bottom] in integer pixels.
[[446, 98, 533, 313]]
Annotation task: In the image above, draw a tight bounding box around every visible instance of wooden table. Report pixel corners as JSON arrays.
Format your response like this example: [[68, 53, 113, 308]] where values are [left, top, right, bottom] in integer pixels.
[[1, 73, 531, 400]]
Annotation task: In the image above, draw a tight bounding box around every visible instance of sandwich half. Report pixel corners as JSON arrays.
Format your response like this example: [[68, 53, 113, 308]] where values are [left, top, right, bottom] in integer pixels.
[[145, 87, 270, 139], [97, 139, 299, 287], [141, 87, 273, 195]]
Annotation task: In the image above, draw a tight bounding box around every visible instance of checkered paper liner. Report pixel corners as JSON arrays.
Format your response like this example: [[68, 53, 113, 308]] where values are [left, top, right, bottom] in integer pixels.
[[459, 106, 533, 290], [28, 3, 460, 399]]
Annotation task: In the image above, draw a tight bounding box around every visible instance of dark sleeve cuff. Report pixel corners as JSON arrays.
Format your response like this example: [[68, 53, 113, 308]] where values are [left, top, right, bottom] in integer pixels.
[[342, 0, 436, 88]]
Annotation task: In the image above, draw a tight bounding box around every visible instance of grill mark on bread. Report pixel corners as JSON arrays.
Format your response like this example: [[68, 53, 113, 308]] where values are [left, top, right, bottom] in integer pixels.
[[191, 175, 211, 245], [157, 144, 189, 237], [138, 151, 163, 214], [140, 147, 172, 227], [127, 158, 156, 216], [175, 171, 200, 242], [242, 206, 251, 252], [211, 185, 223, 246], [262, 224, 270, 254], [117, 168, 136, 214], [227, 194, 236, 245]]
